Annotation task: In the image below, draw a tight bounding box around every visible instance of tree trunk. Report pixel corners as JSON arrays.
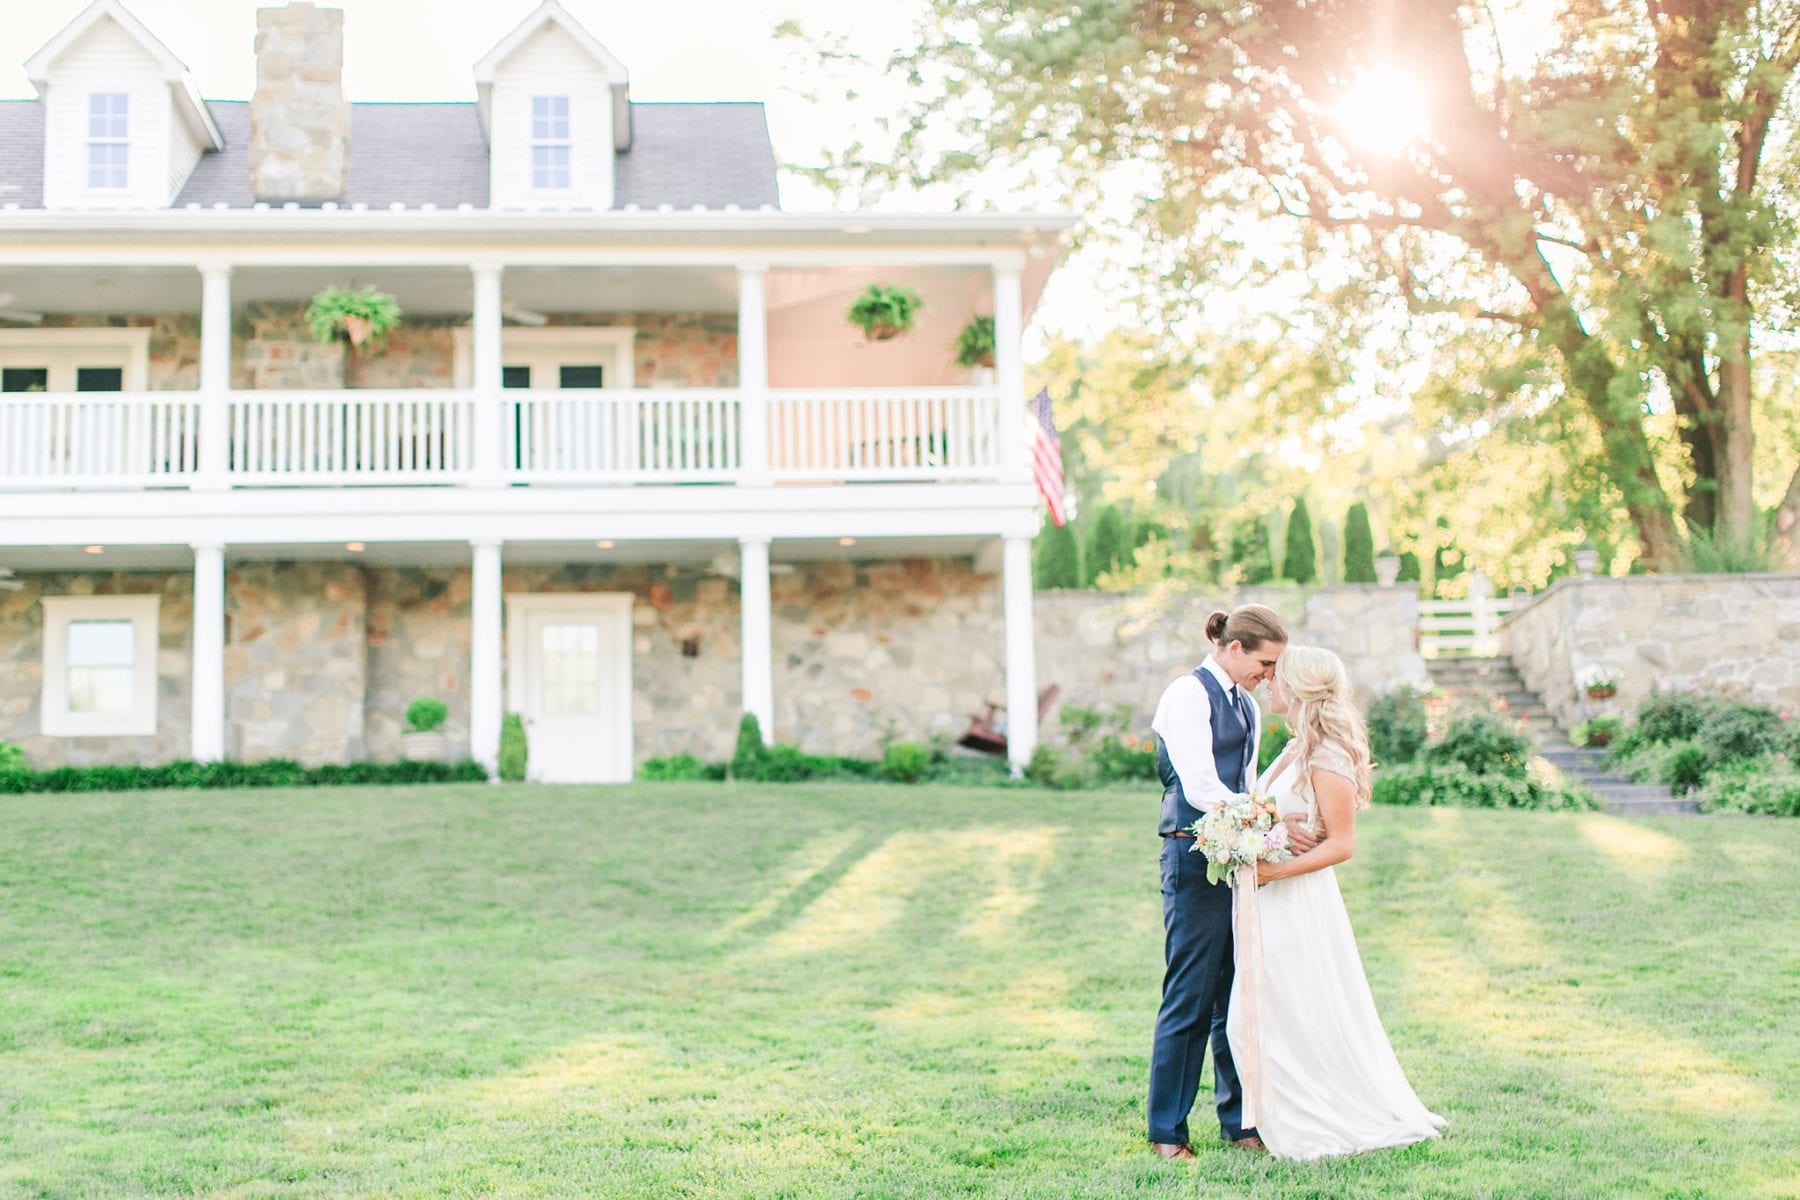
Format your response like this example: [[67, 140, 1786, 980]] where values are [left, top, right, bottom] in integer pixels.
[[1716, 270, 1757, 542], [1775, 464, 1800, 571]]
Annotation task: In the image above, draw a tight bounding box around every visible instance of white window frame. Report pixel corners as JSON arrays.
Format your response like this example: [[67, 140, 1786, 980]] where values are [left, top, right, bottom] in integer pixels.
[[40, 594, 161, 737], [87, 92, 130, 190], [0, 328, 151, 392], [531, 95, 572, 190], [452, 326, 636, 390]]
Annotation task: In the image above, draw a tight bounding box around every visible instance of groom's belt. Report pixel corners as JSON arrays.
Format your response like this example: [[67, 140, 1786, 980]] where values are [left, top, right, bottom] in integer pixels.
[[1161, 830, 1195, 840]]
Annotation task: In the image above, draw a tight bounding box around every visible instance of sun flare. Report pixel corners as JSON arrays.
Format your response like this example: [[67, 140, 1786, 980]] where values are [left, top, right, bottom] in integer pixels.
[[1335, 64, 1431, 156]]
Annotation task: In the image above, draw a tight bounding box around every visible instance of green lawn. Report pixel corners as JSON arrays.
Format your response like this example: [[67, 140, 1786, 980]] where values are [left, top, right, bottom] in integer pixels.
[[2, 785, 1796, 1199]]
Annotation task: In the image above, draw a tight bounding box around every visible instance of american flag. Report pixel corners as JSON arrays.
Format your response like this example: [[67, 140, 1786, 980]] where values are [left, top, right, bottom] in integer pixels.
[[1030, 387, 1068, 526]]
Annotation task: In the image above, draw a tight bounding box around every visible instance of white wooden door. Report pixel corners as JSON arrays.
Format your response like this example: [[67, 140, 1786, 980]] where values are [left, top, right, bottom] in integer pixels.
[[506, 594, 633, 783]]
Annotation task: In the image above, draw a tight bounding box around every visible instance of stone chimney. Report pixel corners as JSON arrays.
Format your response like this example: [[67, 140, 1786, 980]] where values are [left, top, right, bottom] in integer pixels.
[[249, 4, 350, 203]]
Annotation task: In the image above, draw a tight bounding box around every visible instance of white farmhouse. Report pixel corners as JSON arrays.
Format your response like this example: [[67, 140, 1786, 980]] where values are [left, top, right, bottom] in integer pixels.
[[0, 0, 1071, 782]]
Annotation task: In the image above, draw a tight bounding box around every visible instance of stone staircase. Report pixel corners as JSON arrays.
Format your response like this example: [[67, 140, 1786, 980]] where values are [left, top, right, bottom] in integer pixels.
[[1425, 657, 1701, 816]]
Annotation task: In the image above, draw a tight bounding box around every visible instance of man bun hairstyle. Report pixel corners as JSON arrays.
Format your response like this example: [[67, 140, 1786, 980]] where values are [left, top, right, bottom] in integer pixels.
[[1209, 602, 1288, 651]]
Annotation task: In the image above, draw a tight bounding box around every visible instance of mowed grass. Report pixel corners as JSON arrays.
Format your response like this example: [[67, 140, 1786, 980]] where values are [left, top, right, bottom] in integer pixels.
[[1, 785, 1796, 1199]]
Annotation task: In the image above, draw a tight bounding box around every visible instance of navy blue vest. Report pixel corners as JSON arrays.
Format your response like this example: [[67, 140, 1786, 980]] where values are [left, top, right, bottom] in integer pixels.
[[1157, 667, 1254, 836]]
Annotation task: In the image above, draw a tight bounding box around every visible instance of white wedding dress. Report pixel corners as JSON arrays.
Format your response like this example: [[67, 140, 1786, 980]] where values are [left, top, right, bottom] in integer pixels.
[[1227, 747, 1447, 1160]]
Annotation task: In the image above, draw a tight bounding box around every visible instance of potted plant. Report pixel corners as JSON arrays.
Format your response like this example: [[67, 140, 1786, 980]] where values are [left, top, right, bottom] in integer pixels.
[[305, 285, 403, 387], [953, 314, 996, 368], [399, 696, 449, 761], [1578, 666, 1617, 701], [1574, 714, 1623, 748], [847, 284, 924, 342]]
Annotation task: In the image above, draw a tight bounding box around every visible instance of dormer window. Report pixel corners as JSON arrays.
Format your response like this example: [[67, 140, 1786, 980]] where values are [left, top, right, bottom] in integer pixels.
[[531, 95, 571, 189], [87, 92, 129, 189]]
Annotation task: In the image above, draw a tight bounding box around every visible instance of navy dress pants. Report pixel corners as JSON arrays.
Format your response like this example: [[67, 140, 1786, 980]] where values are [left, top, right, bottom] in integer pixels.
[[1147, 835, 1255, 1145]]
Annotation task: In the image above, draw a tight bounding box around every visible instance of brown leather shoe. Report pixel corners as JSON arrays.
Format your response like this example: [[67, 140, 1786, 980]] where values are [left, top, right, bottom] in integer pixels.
[[1230, 1135, 1270, 1154], [1151, 1142, 1196, 1159]]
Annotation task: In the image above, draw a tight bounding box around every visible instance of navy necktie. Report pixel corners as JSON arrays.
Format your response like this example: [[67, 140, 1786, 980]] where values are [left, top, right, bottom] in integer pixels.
[[1231, 686, 1254, 788]]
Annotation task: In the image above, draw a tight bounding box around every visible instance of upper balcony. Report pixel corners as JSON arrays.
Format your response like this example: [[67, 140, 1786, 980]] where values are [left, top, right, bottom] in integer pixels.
[[0, 252, 1043, 496]]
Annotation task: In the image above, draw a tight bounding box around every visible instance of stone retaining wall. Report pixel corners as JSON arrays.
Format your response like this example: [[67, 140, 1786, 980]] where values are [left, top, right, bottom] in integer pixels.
[[1501, 574, 1800, 730]]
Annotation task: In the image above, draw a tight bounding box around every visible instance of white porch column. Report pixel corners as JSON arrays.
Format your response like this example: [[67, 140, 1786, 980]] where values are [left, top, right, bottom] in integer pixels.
[[190, 541, 226, 762], [195, 264, 232, 491], [737, 265, 771, 485], [739, 534, 774, 744], [471, 263, 505, 488], [993, 261, 1028, 482], [470, 538, 503, 776], [1002, 534, 1038, 777]]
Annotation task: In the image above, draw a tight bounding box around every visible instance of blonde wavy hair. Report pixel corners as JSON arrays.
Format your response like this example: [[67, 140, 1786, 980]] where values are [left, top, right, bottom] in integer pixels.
[[1275, 645, 1373, 812]]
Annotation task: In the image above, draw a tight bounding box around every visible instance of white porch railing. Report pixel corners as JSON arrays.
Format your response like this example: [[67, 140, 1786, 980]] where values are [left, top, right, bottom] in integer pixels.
[[0, 386, 1008, 489], [768, 387, 1001, 480], [229, 390, 476, 484], [0, 392, 201, 486], [1420, 595, 1516, 658], [507, 389, 740, 482]]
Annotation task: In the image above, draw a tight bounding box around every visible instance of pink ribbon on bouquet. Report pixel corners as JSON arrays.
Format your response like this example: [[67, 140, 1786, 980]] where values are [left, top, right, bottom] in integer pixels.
[[1232, 862, 1270, 1130]]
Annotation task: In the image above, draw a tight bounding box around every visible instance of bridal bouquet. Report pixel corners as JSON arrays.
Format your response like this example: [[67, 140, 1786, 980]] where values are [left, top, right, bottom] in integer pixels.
[[1188, 794, 1293, 886]]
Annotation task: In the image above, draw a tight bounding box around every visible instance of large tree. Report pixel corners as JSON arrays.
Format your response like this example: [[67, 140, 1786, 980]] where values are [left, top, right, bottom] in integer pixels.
[[833, 0, 1800, 568]]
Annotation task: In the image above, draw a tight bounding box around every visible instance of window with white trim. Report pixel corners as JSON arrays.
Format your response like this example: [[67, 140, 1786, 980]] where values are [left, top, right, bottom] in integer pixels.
[[87, 93, 129, 190], [40, 595, 160, 737], [531, 95, 571, 189]]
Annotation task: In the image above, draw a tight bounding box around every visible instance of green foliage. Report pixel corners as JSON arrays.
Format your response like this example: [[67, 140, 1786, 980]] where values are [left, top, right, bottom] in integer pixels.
[[498, 713, 527, 782], [404, 697, 448, 734], [1228, 515, 1276, 585], [881, 741, 932, 784], [0, 757, 487, 794], [1573, 715, 1625, 748], [0, 741, 24, 774], [1086, 504, 1128, 583], [1257, 715, 1291, 775], [1282, 496, 1317, 584], [1698, 767, 1800, 816], [1609, 691, 1792, 794], [952, 315, 995, 368], [731, 713, 768, 780], [1371, 762, 1598, 811], [846, 284, 924, 339], [1343, 502, 1376, 583], [641, 753, 725, 782], [303, 285, 402, 349], [1057, 704, 1159, 782], [1396, 551, 1422, 583], [1366, 687, 1430, 766], [1033, 520, 1081, 589], [1024, 743, 1096, 790], [1678, 527, 1775, 574], [1421, 708, 1534, 780]]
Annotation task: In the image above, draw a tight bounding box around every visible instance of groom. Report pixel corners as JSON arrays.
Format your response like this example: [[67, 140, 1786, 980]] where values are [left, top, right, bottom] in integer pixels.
[[1146, 603, 1294, 1159]]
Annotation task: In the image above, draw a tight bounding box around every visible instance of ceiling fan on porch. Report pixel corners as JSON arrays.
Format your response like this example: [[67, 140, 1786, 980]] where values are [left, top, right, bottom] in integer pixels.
[[0, 293, 44, 325]]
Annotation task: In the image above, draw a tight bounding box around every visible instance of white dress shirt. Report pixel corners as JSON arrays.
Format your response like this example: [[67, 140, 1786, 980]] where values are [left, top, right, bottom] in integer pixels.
[[1150, 655, 1261, 812]]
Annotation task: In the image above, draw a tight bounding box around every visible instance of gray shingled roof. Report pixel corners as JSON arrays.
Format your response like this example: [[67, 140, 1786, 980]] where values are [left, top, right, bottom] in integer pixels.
[[0, 98, 779, 211]]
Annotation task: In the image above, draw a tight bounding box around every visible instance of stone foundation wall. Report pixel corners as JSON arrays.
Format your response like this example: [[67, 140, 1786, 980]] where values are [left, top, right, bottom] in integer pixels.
[[0, 572, 193, 765], [226, 563, 367, 764], [0, 563, 1430, 768], [1501, 574, 1800, 730]]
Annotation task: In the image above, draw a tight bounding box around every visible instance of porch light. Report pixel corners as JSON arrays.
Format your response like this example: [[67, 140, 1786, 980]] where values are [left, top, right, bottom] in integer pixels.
[[345, 542, 365, 553], [83, 545, 104, 554]]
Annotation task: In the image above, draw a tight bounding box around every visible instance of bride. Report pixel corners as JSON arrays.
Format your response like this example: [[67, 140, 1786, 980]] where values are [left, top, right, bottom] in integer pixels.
[[1227, 645, 1446, 1160]]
